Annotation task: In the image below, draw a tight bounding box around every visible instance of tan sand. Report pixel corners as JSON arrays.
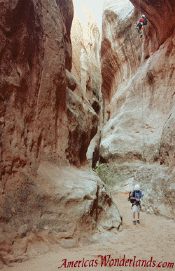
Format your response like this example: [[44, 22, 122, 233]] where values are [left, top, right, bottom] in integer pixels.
[[2, 193, 175, 271]]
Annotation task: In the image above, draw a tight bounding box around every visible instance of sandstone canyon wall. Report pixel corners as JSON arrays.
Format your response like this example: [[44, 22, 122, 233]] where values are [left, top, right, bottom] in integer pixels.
[[71, 9, 102, 120], [0, 0, 122, 268], [100, 0, 175, 219], [71, 7, 103, 167]]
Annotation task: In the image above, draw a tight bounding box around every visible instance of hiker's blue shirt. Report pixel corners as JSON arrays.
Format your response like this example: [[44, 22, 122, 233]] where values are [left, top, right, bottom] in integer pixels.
[[131, 190, 143, 205]]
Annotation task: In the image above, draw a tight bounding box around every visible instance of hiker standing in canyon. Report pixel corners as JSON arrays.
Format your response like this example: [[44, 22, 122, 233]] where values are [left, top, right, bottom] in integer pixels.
[[136, 14, 148, 38], [131, 184, 143, 225]]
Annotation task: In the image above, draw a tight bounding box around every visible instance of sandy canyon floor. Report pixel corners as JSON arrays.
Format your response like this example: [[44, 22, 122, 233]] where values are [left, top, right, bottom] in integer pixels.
[[3, 193, 175, 271]]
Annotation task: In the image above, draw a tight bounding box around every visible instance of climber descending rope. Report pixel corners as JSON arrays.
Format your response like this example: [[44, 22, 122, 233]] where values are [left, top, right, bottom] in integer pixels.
[[136, 14, 148, 38], [137, 0, 147, 162], [136, 0, 148, 38]]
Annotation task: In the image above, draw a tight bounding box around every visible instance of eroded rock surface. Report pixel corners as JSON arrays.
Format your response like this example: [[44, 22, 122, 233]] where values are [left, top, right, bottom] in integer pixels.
[[0, 163, 122, 266], [71, 10, 103, 168], [0, 0, 121, 268], [66, 69, 98, 165], [0, 0, 73, 181], [100, 0, 175, 218], [71, 9, 102, 117]]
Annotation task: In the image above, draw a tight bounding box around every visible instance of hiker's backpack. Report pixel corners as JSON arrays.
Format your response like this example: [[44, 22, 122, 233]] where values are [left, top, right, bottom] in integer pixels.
[[143, 18, 147, 25], [128, 191, 136, 204], [128, 190, 142, 206]]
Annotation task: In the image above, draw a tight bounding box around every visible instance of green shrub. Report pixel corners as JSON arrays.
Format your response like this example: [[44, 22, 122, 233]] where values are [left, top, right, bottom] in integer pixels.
[[95, 162, 121, 188]]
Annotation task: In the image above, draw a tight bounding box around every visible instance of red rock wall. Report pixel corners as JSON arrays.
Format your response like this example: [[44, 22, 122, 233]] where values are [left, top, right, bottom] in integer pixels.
[[0, 0, 106, 267], [101, 0, 175, 105], [0, 0, 73, 179], [100, 0, 175, 219], [101, 0, 175, 163], [0, 0, 101, 261], [0, 0, 100, 181], [130, 0, 175, 46]]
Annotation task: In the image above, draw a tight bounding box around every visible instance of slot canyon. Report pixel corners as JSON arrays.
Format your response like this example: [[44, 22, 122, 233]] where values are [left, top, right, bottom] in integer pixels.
[[0, 0, 175, 269]]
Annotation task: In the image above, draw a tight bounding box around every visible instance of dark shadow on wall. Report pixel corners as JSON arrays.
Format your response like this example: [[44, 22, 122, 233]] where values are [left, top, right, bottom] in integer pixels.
[[147, 69, 155, 109]]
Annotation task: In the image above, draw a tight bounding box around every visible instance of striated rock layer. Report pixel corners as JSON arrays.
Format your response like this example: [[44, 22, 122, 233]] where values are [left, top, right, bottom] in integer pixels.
[[0, 0, 121, 268], [100, 0, 175, 219]]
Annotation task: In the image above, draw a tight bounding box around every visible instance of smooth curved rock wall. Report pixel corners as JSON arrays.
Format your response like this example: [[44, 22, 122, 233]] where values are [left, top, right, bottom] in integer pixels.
[[100, 0, 175, 219]]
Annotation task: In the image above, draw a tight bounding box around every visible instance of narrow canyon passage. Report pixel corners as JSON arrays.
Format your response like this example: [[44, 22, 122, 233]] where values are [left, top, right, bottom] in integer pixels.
[[3, 193, 175, 271], [1, 0, 175, 269]]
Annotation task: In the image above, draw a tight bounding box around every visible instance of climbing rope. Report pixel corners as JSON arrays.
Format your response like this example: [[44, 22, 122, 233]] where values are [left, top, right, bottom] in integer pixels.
[[140, 41, 145, 162], [139, 0, 141, 18], [138, 0, 145, 162]]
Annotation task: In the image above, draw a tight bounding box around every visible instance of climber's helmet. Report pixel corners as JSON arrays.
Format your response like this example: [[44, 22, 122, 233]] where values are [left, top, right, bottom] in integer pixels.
[[135, 184, 140, 191]]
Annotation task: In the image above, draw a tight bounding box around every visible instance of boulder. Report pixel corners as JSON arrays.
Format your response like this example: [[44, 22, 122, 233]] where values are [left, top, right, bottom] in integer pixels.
[[0, 162, 122, 265]]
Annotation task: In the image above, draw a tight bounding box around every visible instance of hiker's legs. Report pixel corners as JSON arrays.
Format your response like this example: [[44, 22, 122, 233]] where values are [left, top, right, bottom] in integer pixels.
[[132, 205, 137, 224], [133, 212, 135, 220], [139, 29, 142, 37], [137, 212, 140, 220], [138, 23, 143, 37], [132, 205, 141, 224], [137, 206, 141, 223]]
